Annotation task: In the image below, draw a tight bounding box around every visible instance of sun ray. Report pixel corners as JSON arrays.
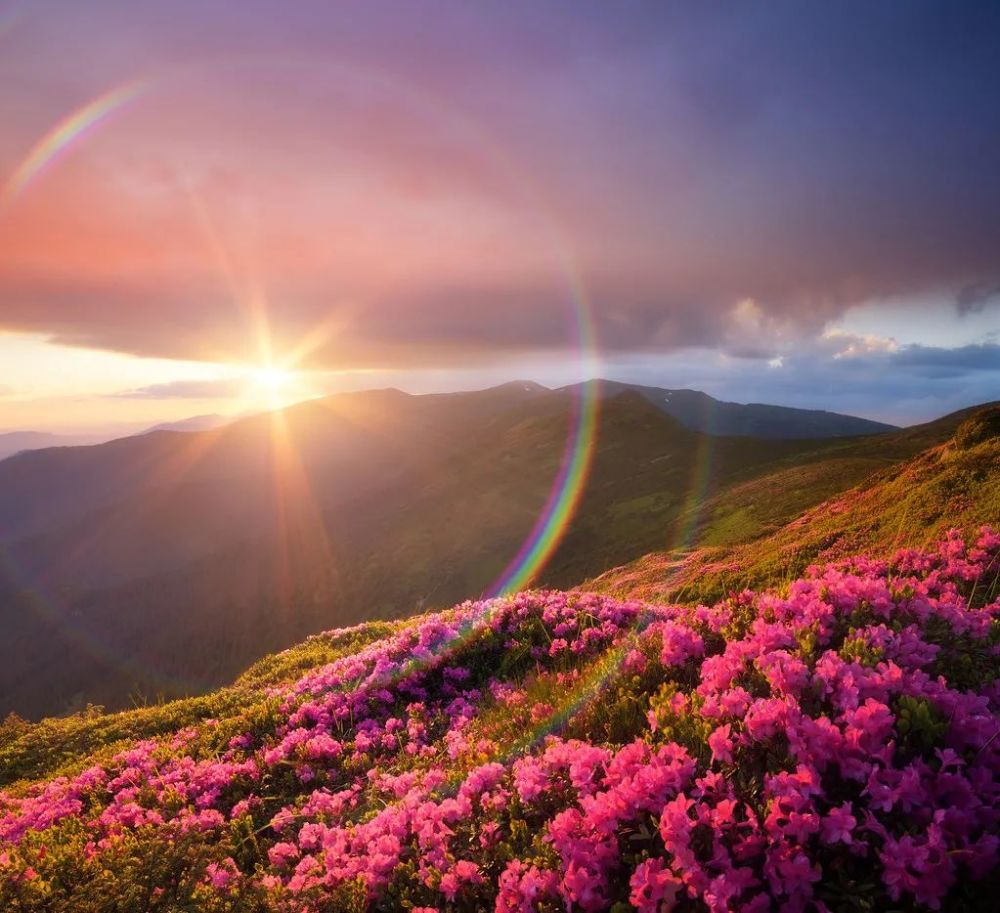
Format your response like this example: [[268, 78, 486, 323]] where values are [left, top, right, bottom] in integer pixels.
[[264, 405, 337, 622]]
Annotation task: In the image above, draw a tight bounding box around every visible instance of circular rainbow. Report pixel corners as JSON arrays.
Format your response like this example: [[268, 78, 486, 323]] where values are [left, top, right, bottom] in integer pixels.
[[487, 304, 600, 597]]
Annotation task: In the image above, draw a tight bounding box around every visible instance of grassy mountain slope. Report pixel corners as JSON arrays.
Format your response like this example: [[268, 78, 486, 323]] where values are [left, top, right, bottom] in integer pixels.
[[0, 391, 827, 719], [0, 384, 547, 548], [0, 392, 981, 721], [589, 405, 1000, 605], [661, 401, 988, 550], [0, 404, 997, 911]]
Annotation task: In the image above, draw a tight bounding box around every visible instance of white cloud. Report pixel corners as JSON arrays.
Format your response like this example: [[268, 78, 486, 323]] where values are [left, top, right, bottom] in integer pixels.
[[822, 329, 898, 360]]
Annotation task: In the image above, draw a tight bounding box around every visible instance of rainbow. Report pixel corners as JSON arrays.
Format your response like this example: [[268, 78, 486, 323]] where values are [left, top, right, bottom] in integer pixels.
[[1, 80, 145, 207], [487, 363, 600, 597], [486, 261, 601, 596]]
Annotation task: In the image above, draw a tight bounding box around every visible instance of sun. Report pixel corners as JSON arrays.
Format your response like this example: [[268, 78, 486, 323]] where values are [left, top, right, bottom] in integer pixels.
[[245, 365, 300, 409], [252, 366, 293, 390]]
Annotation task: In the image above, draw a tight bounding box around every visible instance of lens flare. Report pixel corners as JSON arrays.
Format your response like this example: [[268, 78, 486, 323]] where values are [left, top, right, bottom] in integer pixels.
[[0, 80, 145, 208], [486, 342, 600, 597]]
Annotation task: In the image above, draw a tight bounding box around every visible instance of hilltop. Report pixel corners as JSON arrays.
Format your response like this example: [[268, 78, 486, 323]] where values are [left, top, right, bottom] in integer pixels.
[[0, 431, 112, 462], [572, 380, 897, 438]]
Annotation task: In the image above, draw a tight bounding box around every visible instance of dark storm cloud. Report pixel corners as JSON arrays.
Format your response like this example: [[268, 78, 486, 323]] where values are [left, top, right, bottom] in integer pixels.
[[956, 285, 1000, 316], [0, 256, 985, 373], [891, 344, 1000, 373], [0, 271, 818, 367]]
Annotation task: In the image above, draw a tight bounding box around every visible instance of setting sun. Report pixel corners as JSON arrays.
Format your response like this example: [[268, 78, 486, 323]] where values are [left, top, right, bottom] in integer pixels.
[[252, 366, 293, 390], [244, 364, 303, 410]]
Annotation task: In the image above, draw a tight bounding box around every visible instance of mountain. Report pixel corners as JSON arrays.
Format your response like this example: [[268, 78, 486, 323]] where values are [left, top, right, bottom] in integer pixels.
[[0, 381, 572, 714], [1, 524, 997, 912], [0, 414, 235, 464], [0, 430, 110, 462], [0, 382, 549, 551], [0, 384, 812, 717], [0, 384, 974, 720], [572, 378, 898, 438]]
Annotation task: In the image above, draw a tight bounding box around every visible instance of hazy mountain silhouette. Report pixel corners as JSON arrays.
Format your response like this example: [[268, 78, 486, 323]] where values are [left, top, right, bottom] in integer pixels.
[[0, 431, 111, 463]]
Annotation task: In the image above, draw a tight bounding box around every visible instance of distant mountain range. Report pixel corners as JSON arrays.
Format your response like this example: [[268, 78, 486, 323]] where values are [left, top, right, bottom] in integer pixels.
[[142, 413, 232, 435], [0, 380, 895, 464], [0, 380, 948, 719], [0, 430, 111, 462], [0, 415, 235, 463]]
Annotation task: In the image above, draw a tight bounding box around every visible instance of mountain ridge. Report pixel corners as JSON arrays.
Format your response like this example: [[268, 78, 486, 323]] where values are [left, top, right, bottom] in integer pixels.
[[563, 378, 898, 438]]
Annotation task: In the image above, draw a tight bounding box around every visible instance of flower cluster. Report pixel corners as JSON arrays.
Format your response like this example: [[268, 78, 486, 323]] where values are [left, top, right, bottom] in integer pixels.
[[1, 528, 998, 912]]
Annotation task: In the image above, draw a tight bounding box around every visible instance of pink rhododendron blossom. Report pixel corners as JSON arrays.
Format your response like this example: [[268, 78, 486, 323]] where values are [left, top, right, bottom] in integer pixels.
[[629, 857, 682, 912]]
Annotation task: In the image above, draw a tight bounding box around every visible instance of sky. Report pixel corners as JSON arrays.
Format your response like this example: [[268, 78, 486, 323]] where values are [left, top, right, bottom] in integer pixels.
[[1, 0, 999, 433]]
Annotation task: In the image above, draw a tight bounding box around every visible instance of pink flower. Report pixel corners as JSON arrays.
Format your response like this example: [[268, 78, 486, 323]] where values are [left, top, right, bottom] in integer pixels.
[[820, 803, 856, 845], [497, 861, 559, 913], [708, 724, 734, 764], [204, 858, 238, 889], [2, 531, 999, 911], [629, 857, 682, 913]]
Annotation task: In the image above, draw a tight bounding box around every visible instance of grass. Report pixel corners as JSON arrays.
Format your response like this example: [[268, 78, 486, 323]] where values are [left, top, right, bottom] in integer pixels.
[[0, 623, 397, 789], [588, 408, 1000, 606]]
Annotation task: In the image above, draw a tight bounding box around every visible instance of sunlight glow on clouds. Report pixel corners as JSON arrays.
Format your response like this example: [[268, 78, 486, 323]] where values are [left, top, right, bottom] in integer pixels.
[[823, 329, 899, 360], [0, 332, 233, 399]]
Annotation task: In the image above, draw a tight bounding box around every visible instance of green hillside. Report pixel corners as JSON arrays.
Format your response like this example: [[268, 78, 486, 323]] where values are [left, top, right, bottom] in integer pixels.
[[589, 405, 1000, 605], [4, 402, 994, 772], [0, 391, 841, 719]]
